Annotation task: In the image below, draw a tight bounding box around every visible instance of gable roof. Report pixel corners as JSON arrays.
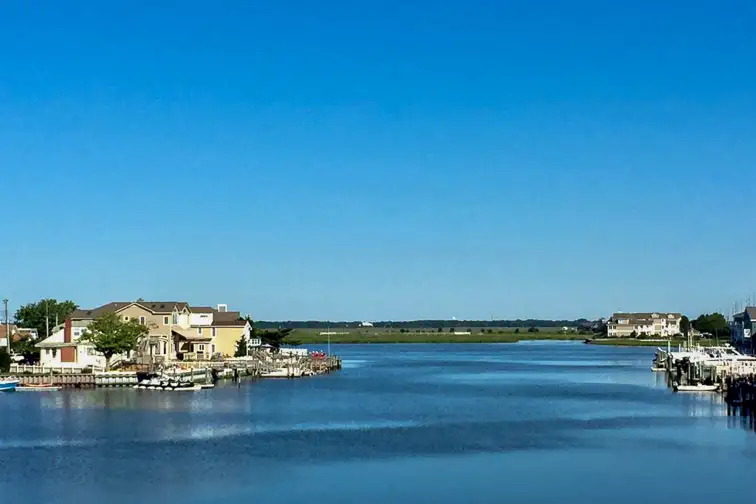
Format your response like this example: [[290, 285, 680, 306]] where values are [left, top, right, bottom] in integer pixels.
[[0, 324, 18, 340], [71, 301, 190, 319], [71, 302, 131, 320], [139, 302, 189, 314], [191, 306, 215, 313], [212, 311, 247, 327], [745, 307, 756, 319]]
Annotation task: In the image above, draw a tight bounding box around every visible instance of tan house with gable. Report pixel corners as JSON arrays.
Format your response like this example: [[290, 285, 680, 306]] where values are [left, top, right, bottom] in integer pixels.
[[52, 301, 253, 365]]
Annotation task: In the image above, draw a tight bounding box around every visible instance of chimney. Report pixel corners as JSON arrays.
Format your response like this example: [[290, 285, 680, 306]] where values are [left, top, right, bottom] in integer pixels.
[[217, 304, 228, 313], [64, 318, 72, 343]]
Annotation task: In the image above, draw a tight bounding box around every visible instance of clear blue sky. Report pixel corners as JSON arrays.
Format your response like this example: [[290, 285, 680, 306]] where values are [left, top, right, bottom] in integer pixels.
[[2, 1, 755, 321]]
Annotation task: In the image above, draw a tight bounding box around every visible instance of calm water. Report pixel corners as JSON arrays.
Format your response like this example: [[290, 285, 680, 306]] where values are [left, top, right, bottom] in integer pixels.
[[2, 342, 755, 503]]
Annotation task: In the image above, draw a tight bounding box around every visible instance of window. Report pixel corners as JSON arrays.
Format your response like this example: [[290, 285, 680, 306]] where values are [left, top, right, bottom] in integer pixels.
[[46, 349, 50, 356], [211, 344, 215, 354], [196, 344, 205, 352], [212, 328, 216, 337], [197, 327, 203, 335], [123, 316, 129, 322], [172, 313, 178, 325], [164, 316, 169, 325], [139, 316, 146, 325], [163, 342, 167, 355]]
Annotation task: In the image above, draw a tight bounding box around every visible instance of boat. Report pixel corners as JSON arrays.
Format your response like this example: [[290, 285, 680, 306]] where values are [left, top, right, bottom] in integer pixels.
[[260, 369, 290, 378], [133, 374, 201, 391], [17, 385, 61, 392], [0, 378, 20, 392], [672, 383, 720, 393]]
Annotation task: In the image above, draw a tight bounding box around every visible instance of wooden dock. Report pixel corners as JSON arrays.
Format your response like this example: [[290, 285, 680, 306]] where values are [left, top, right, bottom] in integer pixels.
[[3, 351, 342, 390]]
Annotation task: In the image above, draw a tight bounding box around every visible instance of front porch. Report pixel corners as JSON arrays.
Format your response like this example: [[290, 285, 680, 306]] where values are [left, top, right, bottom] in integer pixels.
[[172, 329, 214, 361]]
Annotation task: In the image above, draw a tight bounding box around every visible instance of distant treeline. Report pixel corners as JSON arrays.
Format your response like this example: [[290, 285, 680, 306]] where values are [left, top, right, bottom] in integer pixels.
[[254, 319, 597, 330]]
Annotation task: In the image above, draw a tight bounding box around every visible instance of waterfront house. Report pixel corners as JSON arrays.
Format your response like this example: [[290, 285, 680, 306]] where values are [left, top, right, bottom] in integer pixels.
[[34, 301, 253, 366], [731, 307, 756, 352], [37, 318, 110, 369], [172, 305, 252, 359], [607, 312, 682, 337], [0, 324, 39, 349]]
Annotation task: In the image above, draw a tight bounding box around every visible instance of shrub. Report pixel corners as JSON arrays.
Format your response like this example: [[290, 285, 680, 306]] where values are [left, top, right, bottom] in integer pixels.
[[0, 349, 10, 373]]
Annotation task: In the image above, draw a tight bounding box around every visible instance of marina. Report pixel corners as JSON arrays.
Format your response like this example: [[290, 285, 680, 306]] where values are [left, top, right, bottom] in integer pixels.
[[1, 349, 342, 390]]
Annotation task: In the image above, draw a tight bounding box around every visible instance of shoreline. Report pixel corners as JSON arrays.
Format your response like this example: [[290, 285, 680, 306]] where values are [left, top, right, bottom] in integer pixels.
[[286, 331, 715, 347]]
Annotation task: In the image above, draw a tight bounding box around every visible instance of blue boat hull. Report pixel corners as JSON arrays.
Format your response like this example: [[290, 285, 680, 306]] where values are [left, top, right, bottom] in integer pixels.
[[0, 381, 19, 392]]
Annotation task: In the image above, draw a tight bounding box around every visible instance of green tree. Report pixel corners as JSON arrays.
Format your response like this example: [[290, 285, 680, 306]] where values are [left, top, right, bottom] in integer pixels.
[[680, 315, 690, 338], [527, 327, 539, 333], [0, 349, 10, 372], [437, 327, 443, 333], [692, 313, 729, 337], [14, 299, 77, 340], [630, 330, 638, 338], [243, 316, 294, 348], [79, 312, 148, 370], [234, 335, 248, 357], [514, 328, 520, 334], [449, 327, 455, 333]]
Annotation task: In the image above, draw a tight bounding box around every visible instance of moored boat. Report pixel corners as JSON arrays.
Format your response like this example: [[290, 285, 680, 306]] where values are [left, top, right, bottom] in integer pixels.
[[0, 378, 20, 392], [673, 383, 720, 392], [133, 374, 201, 391]]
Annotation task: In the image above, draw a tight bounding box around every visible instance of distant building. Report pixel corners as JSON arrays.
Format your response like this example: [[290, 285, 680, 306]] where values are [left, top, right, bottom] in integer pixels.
[[731, 307, 756, 351], [607, 312, 682, 338], [360, 321, 374, 327]]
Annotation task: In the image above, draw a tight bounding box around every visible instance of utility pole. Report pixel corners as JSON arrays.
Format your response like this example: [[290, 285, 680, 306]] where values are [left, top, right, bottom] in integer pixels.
[[3, 299, 9, 354]]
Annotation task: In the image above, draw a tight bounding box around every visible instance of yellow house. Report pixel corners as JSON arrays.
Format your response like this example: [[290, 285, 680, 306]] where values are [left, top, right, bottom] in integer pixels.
[[69, 301, 251, 363], [210, 312, 251, 357], [171, 305, 252, 360]]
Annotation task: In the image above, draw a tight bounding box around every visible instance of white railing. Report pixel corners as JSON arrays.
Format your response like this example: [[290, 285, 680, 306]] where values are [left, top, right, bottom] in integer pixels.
[[10, 364, 102, 374]]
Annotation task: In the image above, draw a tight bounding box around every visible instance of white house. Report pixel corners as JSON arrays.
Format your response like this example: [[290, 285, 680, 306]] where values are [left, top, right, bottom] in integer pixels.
[[607, 312, 682, 338], [36, 319, 111, 369]]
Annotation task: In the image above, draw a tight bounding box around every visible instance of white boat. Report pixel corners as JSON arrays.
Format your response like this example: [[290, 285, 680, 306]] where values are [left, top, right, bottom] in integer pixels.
[[133, 375, 201, 391], [673, 383, 720, 392], [0, 378, 19, 392]]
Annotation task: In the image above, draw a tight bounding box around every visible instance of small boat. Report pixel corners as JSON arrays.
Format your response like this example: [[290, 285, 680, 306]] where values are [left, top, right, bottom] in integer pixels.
[[0, 378, 20, 392], [134, 376, 200, 391], [17, 385, 61, 392], [673, 383, 720, 393]]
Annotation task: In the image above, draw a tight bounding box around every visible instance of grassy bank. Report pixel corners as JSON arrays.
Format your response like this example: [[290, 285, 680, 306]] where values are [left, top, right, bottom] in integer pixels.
[[287, 329, 587, 344], [285, 329, 720, 347]]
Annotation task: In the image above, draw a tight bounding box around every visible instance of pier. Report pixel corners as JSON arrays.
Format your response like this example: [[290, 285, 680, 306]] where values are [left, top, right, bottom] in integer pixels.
[[4, 350, 342, 389]]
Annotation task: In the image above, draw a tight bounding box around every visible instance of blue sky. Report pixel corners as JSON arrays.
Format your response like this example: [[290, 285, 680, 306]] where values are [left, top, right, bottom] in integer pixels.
[[2, 1, 755, 321]]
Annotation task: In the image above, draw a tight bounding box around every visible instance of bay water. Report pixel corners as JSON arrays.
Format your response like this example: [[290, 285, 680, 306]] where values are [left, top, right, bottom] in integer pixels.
[[1, 342, 755, 503]]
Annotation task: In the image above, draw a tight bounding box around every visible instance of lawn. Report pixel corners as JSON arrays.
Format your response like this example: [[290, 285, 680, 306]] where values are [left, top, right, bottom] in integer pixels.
[[284, 329, 721, 347], [286, 328, 587, 344]]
